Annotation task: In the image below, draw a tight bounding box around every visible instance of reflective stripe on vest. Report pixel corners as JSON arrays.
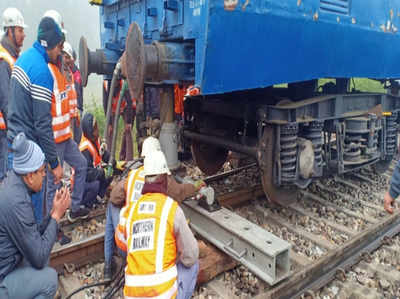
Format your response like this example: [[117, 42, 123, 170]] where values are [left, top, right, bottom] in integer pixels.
[[48, 63, 72, 143], [125, 166, 145, 205], [79, 135, 101, 167], [0, 45, 16, 130], [125, 281, 178, 299], [124, 194, 178, 298], [0, 45, 16, 69], [67, 73, 78, 118]]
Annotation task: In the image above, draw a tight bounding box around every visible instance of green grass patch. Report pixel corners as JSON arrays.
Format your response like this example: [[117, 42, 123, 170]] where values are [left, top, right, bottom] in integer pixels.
[[84, 95, 138, 160], [319, 78, 385, 93]]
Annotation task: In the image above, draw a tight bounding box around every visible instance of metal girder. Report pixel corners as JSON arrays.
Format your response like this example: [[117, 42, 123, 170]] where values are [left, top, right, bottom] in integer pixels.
[[181, 199, 291, 285], [263, 94, 400, 124]]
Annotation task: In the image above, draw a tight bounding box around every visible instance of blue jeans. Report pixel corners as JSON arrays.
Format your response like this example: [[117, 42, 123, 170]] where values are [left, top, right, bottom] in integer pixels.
[[82, 180, 100, 208], [46, 138, 87, 214], [31, 188, 44, 224], [0, 259, 58, 299], [0, 131, 7, 181], [8, 140, 44, 223], [71, 117, 82, 144], [104, 202, 122, 266], [177, 261, 199, 299]]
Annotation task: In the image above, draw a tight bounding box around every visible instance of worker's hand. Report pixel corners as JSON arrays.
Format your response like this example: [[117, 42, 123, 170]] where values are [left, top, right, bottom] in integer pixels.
[[384, 191, 395, 214], [51, 164, 63, 185], [193, 180, 206, 191], [100, 142, 107, 156], [115, 160, 126, 171], [105, 165, 114, 179], [51, 186, 71, 222]]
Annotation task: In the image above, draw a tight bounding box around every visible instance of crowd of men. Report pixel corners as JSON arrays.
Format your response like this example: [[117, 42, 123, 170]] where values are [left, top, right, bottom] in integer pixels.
[[0, 7, 203, 299]]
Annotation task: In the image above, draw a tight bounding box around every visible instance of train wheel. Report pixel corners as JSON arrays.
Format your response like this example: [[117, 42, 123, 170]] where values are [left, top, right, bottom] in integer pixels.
[[191, 141, 228, 175], [372, 157, 394, 174], [259, 125, 298, 205]]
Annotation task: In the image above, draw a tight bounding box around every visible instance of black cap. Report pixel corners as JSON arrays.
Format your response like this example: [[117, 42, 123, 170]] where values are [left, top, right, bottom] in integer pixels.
[[37, 17, 65, 50]]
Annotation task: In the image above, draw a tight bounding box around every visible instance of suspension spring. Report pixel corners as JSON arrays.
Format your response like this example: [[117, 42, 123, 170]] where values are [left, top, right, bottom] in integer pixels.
[[386, 112, 398, 156], [280, 123, 298, 184], [343, 133, 362, 162], [303, 121, 324, 174]]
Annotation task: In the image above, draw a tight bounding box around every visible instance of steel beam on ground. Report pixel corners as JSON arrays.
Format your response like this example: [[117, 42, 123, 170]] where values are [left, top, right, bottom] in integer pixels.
[[181, 199, 291, 285]]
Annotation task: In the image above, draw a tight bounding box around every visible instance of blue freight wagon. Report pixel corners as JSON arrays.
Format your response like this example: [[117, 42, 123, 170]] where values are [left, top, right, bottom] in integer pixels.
[[81, 0, 400, 204]]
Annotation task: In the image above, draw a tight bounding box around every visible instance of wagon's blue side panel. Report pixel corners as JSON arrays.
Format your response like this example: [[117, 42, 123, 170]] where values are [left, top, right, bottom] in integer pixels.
[[201, 0, 400, 94], [97, 0, 400, 94]]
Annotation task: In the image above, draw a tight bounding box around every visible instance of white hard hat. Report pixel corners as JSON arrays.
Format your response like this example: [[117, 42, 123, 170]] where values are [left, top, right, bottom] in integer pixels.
[[141, 136, 161, 157], [43, 10, 67, 34], [2, 8, 28, 28], [144, 150, 171, 176], [63, 41, 74, 59]]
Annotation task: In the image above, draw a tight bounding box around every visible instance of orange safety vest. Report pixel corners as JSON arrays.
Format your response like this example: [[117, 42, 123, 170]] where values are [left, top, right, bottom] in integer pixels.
[[79, 135, 102, 167], [48, 63, 72, 143], [174, 84, 186, 115], [115, 166, 146, 252], [66, 71, 78, 119], [123, 193, 178, 299], [0, 44, 16, 130]]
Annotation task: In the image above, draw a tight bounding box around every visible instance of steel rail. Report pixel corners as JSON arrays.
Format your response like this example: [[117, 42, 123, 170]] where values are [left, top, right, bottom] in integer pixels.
[[259, 212, 400, 299], [50, 233, 104, 272]]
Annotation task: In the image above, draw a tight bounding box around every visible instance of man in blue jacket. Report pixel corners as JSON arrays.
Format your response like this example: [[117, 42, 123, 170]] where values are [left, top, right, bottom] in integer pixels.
[[7, 16, 64, 223], [0, 133, 70, 299]]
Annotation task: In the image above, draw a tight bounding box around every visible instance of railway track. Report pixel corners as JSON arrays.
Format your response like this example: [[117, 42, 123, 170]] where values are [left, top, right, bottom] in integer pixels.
[[52, 161, 400, 299], [194, 162, 399, 299]]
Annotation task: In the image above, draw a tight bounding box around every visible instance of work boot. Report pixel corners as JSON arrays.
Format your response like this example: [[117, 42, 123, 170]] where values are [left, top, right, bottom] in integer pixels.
[[58, 230, 71, 246], [67, 206, 90, 223]]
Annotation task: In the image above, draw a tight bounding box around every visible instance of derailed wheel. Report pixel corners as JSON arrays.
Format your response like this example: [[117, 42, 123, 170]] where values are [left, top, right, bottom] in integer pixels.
[[259, 125, 298, 205], [191, 141, 228, 175]]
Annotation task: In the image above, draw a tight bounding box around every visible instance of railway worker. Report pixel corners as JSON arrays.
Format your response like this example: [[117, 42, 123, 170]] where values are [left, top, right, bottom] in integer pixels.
[[105, 136, 204, 280], [7, 16, 64, 224], [0, 132, 70, 299], [63, 41, 82, 144], [116, 150, 199, 299], [384, 160, 400, 214], [0, 8, 27, 183], [79, 112, 112, 209], [72, 49, 84, 118], [45, 43, 89, 224], [103, 79, 135, 161]]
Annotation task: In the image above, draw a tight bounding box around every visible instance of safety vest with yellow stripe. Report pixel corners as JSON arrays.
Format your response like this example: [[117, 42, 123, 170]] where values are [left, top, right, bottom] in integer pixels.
[[66, 71, 78, 119], [79, 135, 102, 167], [0, 44, 16, 130], [123, 193, 178, 299], [115, 166, 145, 252], [48, 63, 72, 143]]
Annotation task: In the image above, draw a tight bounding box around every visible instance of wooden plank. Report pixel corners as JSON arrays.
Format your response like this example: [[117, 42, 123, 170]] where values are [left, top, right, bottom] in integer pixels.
[[197, 240, 238, 285], [50, 233, 104, 273], [217, 185, 264, 208]]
